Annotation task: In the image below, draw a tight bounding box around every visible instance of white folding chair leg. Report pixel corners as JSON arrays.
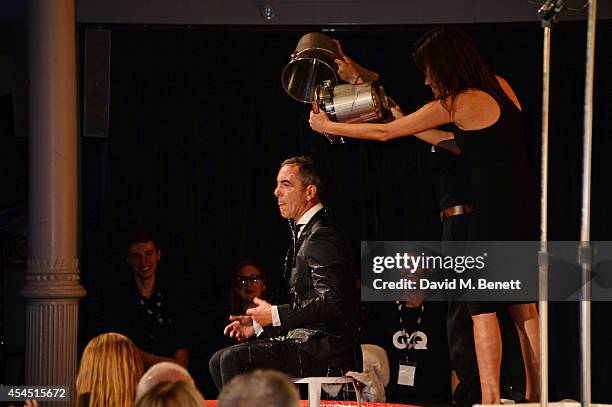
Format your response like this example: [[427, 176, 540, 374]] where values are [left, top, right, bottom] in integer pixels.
[[307, 381, 321, 407]]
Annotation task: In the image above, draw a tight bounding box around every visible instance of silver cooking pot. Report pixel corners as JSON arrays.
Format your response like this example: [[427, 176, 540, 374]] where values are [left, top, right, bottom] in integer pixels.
[[282, 32, 340, 103], [313, 80, 390, 124], [311, 81, 391, 144]]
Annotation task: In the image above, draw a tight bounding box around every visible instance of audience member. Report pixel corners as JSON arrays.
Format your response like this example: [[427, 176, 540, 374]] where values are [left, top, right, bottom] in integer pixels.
[[106, 231, 191, 369], [362, 300, 451, 404], [76, 332, 144, 407], [229, 259, 268, 315], [217, 370, 300, 407], [134, 381, 204, 407], [136, 362, 199, 401]]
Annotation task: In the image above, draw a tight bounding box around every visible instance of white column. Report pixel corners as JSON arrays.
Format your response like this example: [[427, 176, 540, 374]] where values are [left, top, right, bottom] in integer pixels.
[[22, 0, 86, 405]]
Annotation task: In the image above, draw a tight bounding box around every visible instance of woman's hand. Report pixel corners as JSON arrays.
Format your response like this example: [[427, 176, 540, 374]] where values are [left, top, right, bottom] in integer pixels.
[[390, 107, 404, 119], [333, 39, 361, 84], [387, 97, 404, 120], [309, 110, 331, 133]]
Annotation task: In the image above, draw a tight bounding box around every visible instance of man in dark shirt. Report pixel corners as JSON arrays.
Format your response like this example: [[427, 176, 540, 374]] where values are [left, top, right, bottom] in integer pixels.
[[110, 231, 190, 369], [362, 299, 452, 405]]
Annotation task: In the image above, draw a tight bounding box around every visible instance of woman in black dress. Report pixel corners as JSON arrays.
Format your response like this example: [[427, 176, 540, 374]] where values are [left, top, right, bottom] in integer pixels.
[[309, 27, 540, 404]]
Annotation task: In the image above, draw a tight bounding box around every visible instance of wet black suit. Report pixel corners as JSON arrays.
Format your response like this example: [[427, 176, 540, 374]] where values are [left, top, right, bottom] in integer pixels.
[[209, 208, 361, 389]]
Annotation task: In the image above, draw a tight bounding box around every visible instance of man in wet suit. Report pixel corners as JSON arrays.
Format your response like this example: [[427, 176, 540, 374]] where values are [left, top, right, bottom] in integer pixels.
[[209, 156, 361, 389]]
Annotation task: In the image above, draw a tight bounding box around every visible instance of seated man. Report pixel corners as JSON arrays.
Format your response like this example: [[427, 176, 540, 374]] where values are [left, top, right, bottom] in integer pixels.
[[209, 156, 361, 388], [107, 231, 190, 369]]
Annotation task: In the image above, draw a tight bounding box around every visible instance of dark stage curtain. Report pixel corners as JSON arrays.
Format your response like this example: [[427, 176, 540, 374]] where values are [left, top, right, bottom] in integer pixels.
[[79, 22, 612, 399]]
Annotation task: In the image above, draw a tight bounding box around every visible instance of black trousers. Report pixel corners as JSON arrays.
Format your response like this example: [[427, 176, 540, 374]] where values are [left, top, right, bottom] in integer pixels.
[[209, 337, 343, 390]]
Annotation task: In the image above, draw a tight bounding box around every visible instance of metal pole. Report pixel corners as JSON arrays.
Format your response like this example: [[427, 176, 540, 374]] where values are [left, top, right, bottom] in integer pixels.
[[579, 1, 597, 406], [538, 24, 552, 407]]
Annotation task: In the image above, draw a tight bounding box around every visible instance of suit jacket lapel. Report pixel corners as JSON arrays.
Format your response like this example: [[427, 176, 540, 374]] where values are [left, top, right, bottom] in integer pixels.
[[295, 208, 325, 253], [285, 208, 326, 279], [283, 241, 294, 280]]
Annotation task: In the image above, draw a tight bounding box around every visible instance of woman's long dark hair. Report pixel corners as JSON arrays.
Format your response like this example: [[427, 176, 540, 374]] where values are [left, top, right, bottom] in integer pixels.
[[412, 26, 516, 115], [228, 259, 268, 315]]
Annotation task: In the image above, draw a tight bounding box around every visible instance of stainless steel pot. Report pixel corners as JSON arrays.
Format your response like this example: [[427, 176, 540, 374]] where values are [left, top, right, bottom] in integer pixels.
[[281, 32, 340, 103], [314, 80, 390, 124], [311, 81, 391, 144]]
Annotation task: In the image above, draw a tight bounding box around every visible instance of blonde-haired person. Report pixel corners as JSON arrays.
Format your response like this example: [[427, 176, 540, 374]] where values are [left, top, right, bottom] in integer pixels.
[[76, 332, 144, 407], [134, 381, 204, 407]]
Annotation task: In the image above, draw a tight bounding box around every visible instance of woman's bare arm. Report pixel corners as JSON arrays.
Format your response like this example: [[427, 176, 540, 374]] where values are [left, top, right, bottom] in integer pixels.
[[310, 99, 452, 141]]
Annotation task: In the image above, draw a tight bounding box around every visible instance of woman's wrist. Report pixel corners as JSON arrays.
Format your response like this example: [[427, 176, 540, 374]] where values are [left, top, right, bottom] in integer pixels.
[[323, 120, 334, 134], [353, 73, 363, 85]]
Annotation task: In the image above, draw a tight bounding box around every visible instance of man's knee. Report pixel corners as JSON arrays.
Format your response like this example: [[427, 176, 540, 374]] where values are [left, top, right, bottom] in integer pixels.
[[209, 344, 250, 385], [209, 347, 224, 372], [219, 345, 246, 374], [209, 347, 229, 389]]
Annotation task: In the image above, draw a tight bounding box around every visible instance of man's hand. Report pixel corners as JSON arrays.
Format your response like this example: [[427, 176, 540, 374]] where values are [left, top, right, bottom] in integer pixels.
[[138, 348, 179, 369], [245, 297, 273, 327], [224, 315, 255, 342]]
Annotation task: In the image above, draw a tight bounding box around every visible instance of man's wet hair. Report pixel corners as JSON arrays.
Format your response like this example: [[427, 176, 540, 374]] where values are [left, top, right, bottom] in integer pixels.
[[280, 156, 326, 202]]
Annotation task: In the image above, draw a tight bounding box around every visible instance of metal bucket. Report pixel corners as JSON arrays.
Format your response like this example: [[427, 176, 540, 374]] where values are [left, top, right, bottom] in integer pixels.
[[282, 32, 340, 103], [314, 81, 390, 124]]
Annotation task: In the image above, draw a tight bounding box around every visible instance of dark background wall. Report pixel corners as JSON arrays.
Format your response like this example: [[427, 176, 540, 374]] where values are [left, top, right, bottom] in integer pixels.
[[75, 21, 612, 399]]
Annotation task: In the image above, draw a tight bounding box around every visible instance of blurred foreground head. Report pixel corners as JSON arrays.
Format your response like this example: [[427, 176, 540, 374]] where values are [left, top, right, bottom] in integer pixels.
[[217, 369, 300, 407], [135, 381, 204, 407], [136, 361, 200, 400]]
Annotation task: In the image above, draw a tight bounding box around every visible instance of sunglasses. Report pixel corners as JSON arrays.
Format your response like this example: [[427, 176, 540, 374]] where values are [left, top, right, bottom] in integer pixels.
[[236, 274, 264, 286]]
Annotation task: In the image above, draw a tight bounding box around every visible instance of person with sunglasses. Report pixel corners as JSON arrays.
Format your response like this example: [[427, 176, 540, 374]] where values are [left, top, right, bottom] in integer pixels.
[[229, 260, 269, 316]]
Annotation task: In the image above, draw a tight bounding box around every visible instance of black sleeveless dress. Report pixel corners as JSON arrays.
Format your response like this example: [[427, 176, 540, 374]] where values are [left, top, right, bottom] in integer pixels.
[[454, 102, 538, 241], [454, 101, 537, 316]]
